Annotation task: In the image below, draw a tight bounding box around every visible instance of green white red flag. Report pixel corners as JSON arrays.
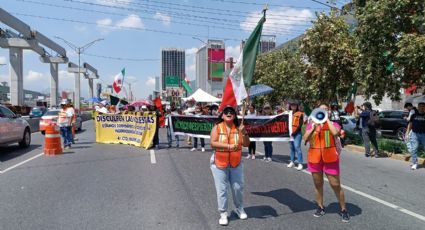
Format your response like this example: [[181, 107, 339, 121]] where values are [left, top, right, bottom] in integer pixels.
[[219, 14, 265, 111]]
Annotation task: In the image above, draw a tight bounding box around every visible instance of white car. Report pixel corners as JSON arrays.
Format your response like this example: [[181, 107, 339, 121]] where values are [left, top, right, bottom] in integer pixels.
[[0, 105, 31, 147], [341, 115, 358, 133], [39, 109, 82, 135]]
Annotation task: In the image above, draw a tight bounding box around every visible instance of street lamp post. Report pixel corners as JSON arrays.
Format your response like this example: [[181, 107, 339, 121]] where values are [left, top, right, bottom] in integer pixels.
[[54, 37, 103, 110]]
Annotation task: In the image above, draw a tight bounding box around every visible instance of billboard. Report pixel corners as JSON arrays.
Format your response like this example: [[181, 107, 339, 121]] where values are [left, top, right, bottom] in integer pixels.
[[208, 48, 225, 81]]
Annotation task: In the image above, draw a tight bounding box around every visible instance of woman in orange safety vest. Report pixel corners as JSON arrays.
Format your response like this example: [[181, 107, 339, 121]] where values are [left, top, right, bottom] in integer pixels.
[[303, 104, 350, 223], [209, 105, 250, 226]]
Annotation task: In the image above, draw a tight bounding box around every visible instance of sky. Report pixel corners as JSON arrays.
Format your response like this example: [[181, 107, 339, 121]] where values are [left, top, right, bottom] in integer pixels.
[[0, 0, 349, 100]]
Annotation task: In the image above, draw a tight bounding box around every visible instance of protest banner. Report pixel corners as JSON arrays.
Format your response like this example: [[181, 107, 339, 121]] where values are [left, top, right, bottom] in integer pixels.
[[95, 112, 157, 149], [169, 113, 292, 141]]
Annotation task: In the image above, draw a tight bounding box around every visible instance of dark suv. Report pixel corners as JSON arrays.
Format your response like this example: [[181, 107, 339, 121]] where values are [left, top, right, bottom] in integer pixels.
[[378, 110, 408, 141]]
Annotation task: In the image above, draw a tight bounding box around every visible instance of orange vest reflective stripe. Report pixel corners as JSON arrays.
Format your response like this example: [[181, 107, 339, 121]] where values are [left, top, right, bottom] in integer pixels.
[[214, 122, 242, 168], [308, 122, 339, 163], [292, 111, 304, 132]]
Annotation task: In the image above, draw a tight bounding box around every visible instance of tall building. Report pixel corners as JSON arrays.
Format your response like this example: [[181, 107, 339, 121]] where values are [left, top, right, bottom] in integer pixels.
[[161, 48, 185, 91], [240, 35, 276, 54], [195, 40, 226, 97]]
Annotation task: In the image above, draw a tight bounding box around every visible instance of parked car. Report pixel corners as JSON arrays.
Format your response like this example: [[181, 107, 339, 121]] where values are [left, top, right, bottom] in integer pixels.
[[39, 109, 82, 135], [29, 107, 47, 118], [378, 110, 408, 141], [341, 115, 358, 133], [0, 104, 31, 148]]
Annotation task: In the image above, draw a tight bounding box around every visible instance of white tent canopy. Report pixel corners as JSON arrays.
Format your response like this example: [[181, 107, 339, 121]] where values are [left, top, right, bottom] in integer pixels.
[[182, 88, 221, 103]]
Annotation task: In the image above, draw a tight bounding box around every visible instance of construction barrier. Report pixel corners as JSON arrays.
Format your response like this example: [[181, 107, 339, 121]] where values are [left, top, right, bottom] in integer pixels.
[[44, 123, 63, 156]]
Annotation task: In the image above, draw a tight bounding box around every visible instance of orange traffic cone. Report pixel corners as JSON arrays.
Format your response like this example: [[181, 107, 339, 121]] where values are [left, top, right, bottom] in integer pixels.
[[44, 123, 63, 156]]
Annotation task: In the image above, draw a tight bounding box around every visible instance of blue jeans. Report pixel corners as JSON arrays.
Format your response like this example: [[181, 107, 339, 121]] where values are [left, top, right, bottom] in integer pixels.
[[166, 126, 179, 147], [289, 132, 303, 163], [60, 126, 72, 147], [409, 132, 425, 164], [194, 138, 205, 148], [263, 142, 273, 158], [210, 162, 244, 212]]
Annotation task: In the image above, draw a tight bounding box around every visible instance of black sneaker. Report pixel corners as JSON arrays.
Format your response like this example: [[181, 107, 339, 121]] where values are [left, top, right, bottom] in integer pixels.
[[365, 153, 370, 157], [313, 207, 325, 217], [341, 209, 350, 223]]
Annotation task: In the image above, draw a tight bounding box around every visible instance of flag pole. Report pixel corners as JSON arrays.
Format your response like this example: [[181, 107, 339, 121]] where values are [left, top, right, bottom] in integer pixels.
[[241, 6, 267, 125]]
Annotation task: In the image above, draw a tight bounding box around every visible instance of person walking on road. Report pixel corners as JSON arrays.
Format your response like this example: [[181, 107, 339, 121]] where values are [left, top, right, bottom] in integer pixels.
[[209, 105, 250, 226], [245, 104, 257, 159], [262, 103, 274, 162], [287, 101, 304, 170], [303, 104, 350, 223], [355, 102, 379, 158], [191, 105, 206, 152], [405, 102, 425, 170], [58, 101, 73, 149]]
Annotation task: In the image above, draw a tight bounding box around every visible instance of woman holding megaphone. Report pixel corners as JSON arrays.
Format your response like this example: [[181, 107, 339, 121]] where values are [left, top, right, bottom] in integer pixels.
[[303, 104, 350, 223]]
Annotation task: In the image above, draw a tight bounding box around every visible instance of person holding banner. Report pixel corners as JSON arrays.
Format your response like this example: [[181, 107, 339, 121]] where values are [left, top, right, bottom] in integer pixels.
[[303, 104, 350, 223], [245, 104, 257, 159], [262, 103, 274, 162], [209, 105, 250, 226]]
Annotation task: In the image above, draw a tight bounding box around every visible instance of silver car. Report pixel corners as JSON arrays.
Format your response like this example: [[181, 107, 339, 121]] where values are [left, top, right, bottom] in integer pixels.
[[0, 105, 31, 148]]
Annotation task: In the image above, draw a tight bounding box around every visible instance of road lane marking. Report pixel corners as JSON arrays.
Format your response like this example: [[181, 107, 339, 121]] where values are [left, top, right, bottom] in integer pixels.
[[150, 150, 156, 164], [0, 153, 43, 174], [255, 151, 425, 222]]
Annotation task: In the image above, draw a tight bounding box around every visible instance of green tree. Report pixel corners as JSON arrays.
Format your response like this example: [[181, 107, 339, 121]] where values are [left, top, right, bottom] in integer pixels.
[[252, 48, 308, 107], [300, 12, 358, 104], [354, 0, 425, 103]]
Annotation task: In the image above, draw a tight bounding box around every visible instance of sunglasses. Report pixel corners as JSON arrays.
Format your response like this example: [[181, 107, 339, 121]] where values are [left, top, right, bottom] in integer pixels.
[[223, 109, 236, 115]]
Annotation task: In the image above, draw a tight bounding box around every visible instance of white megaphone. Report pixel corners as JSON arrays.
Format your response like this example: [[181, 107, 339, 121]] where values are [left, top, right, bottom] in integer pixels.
[[310, 108, 328, 124]]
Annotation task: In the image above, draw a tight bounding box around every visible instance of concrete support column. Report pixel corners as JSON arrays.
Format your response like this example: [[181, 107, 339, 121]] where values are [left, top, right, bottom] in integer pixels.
[[49, 63, 59, 107], [74, 73, 80, 110], [88, 78, 93, 107], [9, 47, 23, 106]]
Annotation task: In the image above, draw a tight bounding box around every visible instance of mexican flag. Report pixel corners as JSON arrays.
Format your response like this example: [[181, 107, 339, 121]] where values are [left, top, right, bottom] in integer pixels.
[[113, 68, 125, 94], [219, 14, 265, 111], [344, 82, 357, 114]]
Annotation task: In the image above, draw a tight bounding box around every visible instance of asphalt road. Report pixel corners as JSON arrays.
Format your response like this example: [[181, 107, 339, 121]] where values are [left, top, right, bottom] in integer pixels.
[[0, 120, 424, 230]]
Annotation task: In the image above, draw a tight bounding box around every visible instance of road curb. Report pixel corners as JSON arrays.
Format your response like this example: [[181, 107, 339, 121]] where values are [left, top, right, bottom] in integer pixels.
[[344, 144, 425, 164]]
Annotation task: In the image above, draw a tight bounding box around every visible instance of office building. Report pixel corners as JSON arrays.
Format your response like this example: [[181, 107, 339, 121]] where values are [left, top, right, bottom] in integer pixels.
[[195, 40, 226, 97], [161, 48, 185, 90]]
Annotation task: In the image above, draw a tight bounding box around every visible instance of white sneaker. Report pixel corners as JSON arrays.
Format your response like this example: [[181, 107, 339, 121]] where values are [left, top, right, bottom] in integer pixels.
[[287, 161, 295, 168], [266, 157, 272, 162], [246, 154, 252, 159], [219, 212, 228, 225], [190, 148, 197, 152], [235, 208, 248, 220], [201, 148, 205, 152], [262, 157, 267, 161], [411, 164, 418, 170], [251, 155, 256, 160], [296, 163, 303, 171]]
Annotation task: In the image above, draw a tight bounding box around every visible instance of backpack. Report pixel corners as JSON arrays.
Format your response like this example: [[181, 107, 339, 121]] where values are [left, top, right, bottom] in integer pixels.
[[367, 110, 380, 128]]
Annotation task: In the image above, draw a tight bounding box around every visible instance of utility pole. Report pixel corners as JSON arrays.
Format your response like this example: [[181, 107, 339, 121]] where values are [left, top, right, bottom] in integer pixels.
[[55, 37, 103, 110]]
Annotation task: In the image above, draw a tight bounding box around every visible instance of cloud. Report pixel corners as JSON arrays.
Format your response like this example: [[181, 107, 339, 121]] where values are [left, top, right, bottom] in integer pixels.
[[116, 14, 144, 29], [186, 47, 198, 56], [225, 45, 240, 60], [240, 7, 313, 35], [0, 56, 6, 65], [153, 12, 171, 26], [146, 77, 155, 86], [26, 70, 44, 82], [96, 0, 132, 6], [96, 18, 113, 27], [74, 25, 87, 32]]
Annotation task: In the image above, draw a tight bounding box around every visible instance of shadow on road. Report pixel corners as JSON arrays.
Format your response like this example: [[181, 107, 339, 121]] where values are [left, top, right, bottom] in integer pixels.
[[252, 188, 316, 213], [0, 144, 42, 162], [239, 205, 278, 219], [326, 202, 362, 216]]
